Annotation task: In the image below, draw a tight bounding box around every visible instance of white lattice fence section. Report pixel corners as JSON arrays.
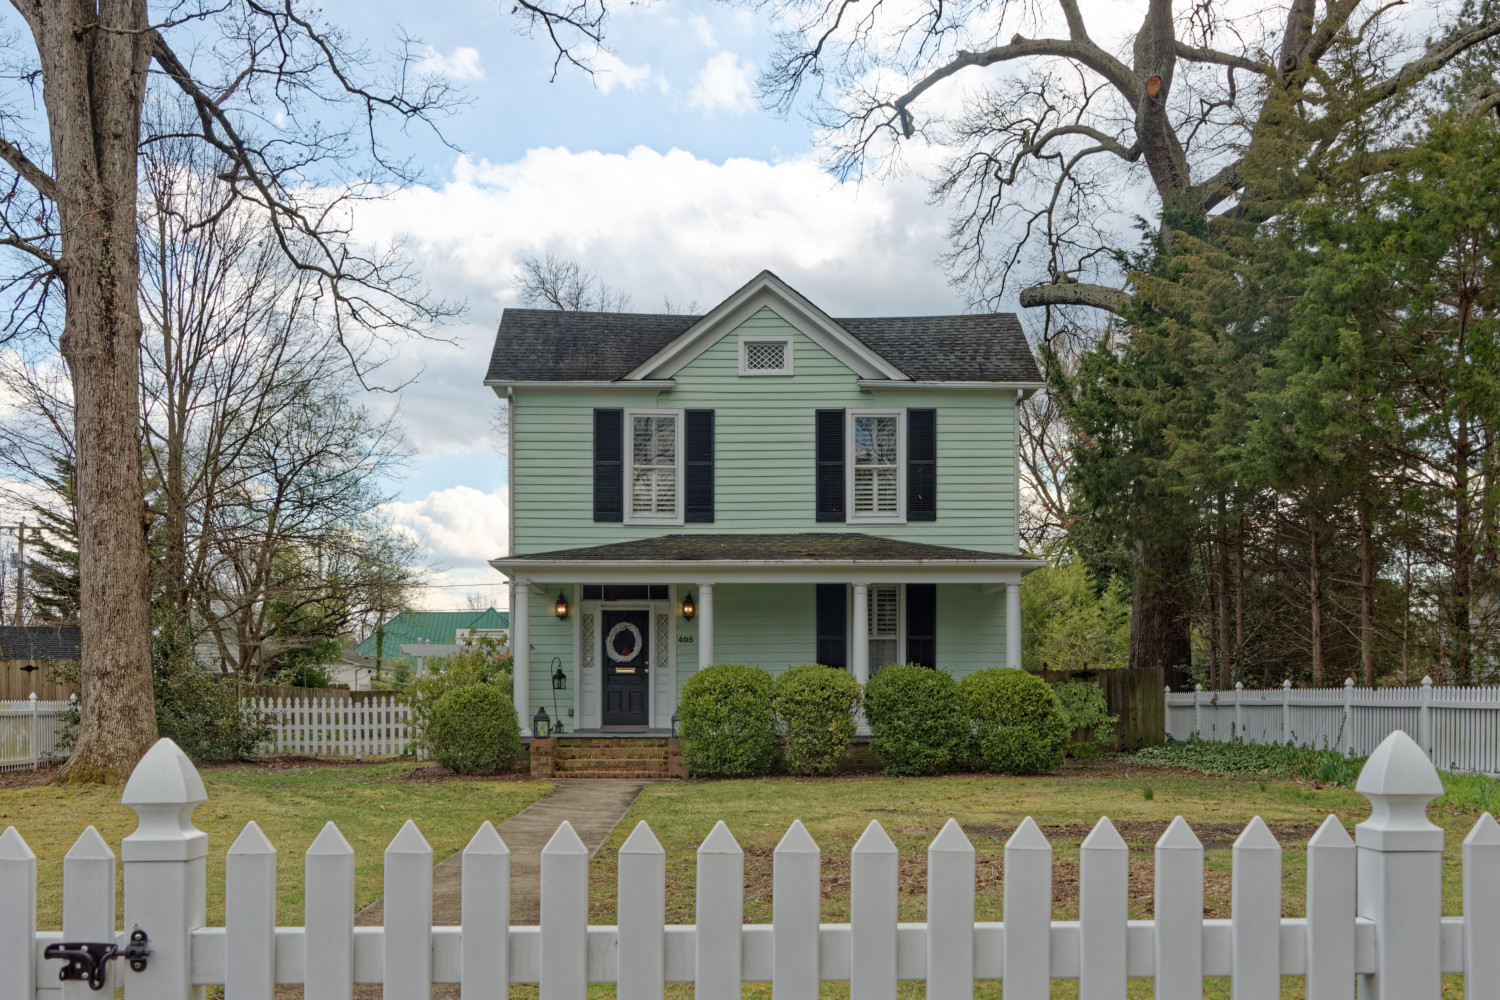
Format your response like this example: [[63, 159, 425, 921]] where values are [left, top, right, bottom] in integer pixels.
[[1, 733, 1498, 999], [1167, 679, 1500, 773], [246, 694, 417, 758], [0, 696, 72, 772]]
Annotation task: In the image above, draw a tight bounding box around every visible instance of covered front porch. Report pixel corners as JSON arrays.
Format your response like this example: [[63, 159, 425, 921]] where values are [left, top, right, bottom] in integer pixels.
[[491, 534, 1044, 735]]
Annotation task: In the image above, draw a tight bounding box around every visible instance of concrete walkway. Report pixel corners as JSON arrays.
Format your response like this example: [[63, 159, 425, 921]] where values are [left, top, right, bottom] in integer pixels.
[[282, 779, 650, 999]]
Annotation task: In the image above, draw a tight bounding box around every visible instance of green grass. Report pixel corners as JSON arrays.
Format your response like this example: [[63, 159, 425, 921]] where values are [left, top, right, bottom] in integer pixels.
[[0, 759, 552, 928]]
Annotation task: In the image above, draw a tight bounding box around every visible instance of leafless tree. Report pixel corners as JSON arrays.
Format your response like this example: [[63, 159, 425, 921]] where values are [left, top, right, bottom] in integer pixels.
[[0, 0, 602, 781], [762, 0, 1500, 312], [514, 250, 635, 311]]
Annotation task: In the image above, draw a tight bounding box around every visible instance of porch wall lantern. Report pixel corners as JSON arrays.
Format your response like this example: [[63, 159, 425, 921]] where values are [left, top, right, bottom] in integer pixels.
[[681, 592, 696, 620], [533, 706, 551, 739], [670, 710, 679, 738], [554, 592, 570, 620]]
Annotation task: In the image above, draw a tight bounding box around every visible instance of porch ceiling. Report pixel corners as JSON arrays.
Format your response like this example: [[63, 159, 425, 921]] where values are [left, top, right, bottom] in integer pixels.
[[490, 533, 1045, 584]]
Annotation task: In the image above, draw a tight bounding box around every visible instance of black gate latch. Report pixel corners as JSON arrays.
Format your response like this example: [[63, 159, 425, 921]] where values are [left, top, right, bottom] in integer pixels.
[[44, 928, 150, 990]]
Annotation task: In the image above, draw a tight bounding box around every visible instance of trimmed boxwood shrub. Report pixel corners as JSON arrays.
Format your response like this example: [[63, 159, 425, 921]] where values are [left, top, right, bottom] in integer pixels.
[[774, 664, 861, 775], [678, 663, 779, 777], [862, 664, 967, 775], [426, 684, 522, 775], [960, 669, 1070, 774]]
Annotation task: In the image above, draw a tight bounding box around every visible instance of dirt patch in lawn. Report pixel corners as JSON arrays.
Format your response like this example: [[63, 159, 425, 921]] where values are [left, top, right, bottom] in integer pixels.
[[0, 763, 64, 788], [396, 764, 535, 784]]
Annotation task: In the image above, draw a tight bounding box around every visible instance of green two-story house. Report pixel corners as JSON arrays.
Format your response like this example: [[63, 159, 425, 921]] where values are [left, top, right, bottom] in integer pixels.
[[487, 271, 1044, 734]]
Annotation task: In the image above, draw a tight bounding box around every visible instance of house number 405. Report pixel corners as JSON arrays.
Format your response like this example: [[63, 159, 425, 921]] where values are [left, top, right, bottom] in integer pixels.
[[677, 635, 695, 644]]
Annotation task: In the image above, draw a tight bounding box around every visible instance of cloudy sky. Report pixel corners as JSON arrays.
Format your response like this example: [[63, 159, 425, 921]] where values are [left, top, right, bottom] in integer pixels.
[[334, 0, 1078, 608]]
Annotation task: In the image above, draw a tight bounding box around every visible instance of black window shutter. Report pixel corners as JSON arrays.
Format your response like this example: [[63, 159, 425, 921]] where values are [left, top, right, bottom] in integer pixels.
[[905, 583, 937, 669], [685, 409, 715, 522], [815, 409, 846, 522], [816, 584, 848, 669], [593, 408, 623, 522], [907, 409, 936, 521]]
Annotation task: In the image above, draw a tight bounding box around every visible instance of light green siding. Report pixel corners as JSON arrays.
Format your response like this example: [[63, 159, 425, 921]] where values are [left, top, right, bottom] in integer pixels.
[[528, 604, 574, 722], [706, 583, 817, 672], [511, 307, 1018, 554], [935, 584, 1006, 677]]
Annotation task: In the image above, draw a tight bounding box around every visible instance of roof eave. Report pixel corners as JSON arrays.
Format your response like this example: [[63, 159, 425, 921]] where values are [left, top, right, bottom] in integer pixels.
[[857, 379, 1045, 396], [484, 378, 676, 394], [490, 555, 1046, 585]]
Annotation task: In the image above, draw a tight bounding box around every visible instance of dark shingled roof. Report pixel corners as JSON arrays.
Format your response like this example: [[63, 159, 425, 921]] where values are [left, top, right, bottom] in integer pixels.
[[504, 533, 1035, 563], [0, 625, 81, 661], [486, 310, 1040, 383]]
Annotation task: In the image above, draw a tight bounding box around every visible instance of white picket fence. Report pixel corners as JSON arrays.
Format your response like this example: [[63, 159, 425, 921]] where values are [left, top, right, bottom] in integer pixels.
[[2, 731, 1498, 998], [1167, 677, 1500, 774], [246, 694, 417, 758], [0, 696, 73, 772]]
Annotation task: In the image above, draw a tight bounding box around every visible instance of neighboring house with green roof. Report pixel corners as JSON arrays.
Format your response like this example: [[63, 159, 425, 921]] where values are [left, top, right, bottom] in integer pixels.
[[352, 608, 510, 676]]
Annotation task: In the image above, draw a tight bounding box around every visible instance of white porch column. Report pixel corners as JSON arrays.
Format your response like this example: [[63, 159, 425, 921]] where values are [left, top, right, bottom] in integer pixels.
[[697, 583, 715, 670], [851, 583, 870, 736], [851, 583, 870, 685], [512, 579, 531, 733], [1005, 582, 1022, 669]]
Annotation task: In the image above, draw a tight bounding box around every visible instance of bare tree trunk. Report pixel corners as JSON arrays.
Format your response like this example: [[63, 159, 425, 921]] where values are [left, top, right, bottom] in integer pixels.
[[1308, 504, 1325, 684], [1358, 494, 1376, 687], [26, 0, 159, 782], [1235, 512, 1246, 670], [1217, 497, 1233, 687], [1453, 404, 1473, 683], [1130, 536, 1193, 690]]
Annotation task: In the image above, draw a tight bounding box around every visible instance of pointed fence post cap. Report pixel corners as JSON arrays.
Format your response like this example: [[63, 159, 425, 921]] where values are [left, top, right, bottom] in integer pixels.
[[121, 739, 208, 862], [1345, 677, 1355, 688], [1283, 679, 1292, 689], [929, 817, 973, 854], [1005, 816, 1050, 852], [1307, 814, 1353, 850], [0, 825, 35, 861], [699, 819, 741, 855], [228, 820, 275, 856], [1421, 675, 1434, 687], [465, 820, 509, 856], [1354, 730, 1444, 852], [1233, 816, 1279, 851], [853, 819, 896, 854], [1081, 816, 1127, 851], [67, 825, 115, 862], [307, 821, 354, 856], [620, 820, 663, 855], [543, 820, 588, 855], [776, 819, 819, 855], [386, 819, 433, 857], [1156, 815, 1202, 851], [1463, 812, 1500, 848]]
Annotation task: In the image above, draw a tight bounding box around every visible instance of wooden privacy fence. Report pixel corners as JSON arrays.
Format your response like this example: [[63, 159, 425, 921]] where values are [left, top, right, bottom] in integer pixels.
[[3, 732, 1499, 999], [0, 696, 72, 772], [1039, 667, 1165, 749], [245, 694, 416, 758], [1167, 678, 1500, 774]]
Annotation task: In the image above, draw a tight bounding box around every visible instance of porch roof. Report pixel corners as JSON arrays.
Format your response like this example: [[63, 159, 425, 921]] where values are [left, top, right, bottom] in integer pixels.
[[491, 533, 1045, 585]]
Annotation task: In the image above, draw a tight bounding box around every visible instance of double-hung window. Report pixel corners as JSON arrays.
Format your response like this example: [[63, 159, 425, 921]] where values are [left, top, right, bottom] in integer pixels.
[[625, 409, 683, 524], [847, 409, 905, 522], [867, 584, 902, 671]]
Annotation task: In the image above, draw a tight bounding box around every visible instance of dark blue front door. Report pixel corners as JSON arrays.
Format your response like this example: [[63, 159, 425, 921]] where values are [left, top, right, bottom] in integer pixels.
[[602, 609, 650, 726]]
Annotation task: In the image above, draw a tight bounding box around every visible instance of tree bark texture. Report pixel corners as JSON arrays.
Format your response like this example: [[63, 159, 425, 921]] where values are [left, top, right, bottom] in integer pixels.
[[1130, 536, 1193, 690], [1359, 496, 1376, 688], [1308, 504, 1324, 684], [23, 0, 158, 782]]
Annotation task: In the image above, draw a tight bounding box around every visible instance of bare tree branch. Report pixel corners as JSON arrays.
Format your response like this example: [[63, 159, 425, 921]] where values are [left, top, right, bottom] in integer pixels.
[[0, 136, 55, 200]]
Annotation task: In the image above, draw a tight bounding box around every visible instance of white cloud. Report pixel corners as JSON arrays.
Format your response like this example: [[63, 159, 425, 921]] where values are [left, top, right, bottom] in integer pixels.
[[416, 45, 485, 82], [688, 52, 756, 115], [385, 484, 509, 562], [593, 50, 656, 95], [689, 15, 717, 47]]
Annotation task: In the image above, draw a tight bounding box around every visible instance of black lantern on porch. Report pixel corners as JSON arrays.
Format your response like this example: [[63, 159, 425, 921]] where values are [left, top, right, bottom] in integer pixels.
[[554, 592, 569, 620], [552, 665, 567, 690], [681, 591, 696, 620], [670, 709, 679, 738], [532, 706, 551, 739]]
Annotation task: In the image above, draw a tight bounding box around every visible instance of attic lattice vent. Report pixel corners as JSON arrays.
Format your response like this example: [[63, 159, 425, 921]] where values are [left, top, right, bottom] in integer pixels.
[[741, 336, 791, 374]]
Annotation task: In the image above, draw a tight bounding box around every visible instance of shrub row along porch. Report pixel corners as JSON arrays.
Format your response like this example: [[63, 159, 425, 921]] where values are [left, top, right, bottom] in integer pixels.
[[492, 533, 1041, 735]]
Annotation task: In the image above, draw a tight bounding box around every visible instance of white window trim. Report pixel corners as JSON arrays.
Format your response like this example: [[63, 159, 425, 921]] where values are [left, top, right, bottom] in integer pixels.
[[846, 408, 906, 524], [737, 333, 794, 376], [623, 408, 685, 525]]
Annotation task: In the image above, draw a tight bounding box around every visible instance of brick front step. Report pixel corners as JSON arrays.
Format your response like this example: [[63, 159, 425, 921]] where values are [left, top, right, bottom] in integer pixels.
[[531, 737, 685, 778]]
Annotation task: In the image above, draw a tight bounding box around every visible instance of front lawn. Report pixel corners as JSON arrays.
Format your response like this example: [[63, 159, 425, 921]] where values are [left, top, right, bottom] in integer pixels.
[[0, 759, 553, 928]]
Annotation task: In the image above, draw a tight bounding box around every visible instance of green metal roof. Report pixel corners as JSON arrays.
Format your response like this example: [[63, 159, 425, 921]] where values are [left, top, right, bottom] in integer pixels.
[[352, 608, 509, 659]]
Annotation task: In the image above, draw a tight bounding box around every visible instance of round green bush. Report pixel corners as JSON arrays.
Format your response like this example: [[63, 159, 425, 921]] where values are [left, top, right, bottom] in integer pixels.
[[959, 669, 1070, 774], [774, 664, 862, 775], [426, 684, 522, 775], [862, 664, 967, 775], [678, 664, 779, 777]]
